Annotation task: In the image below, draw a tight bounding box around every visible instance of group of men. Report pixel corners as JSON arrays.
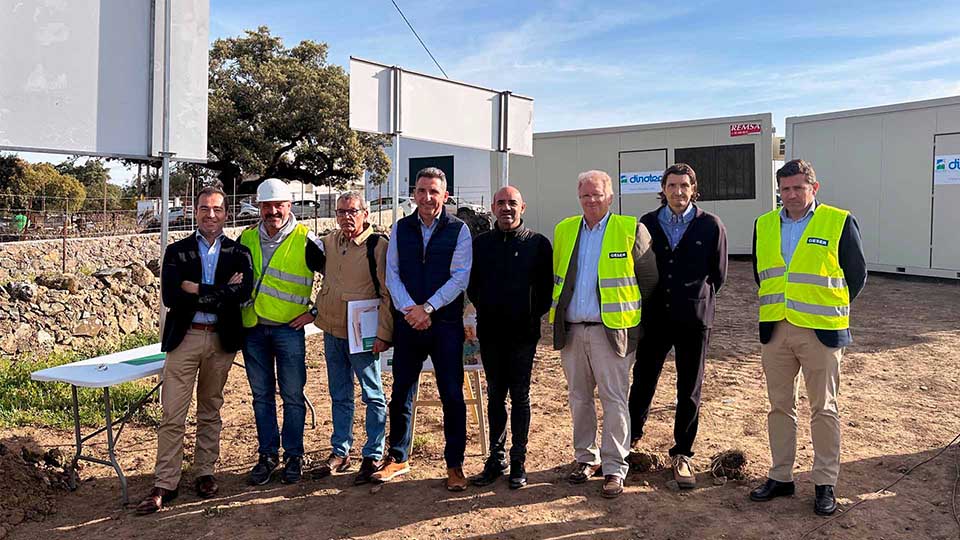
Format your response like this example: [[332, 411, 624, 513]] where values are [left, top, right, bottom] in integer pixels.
[[136, 158, 865, 518]]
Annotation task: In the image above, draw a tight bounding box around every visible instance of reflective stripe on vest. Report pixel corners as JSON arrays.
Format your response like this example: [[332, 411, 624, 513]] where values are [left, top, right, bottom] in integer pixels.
[[549, 214, 641, 329], [755, 203, 850, 330], [240, 223, 314, 327]]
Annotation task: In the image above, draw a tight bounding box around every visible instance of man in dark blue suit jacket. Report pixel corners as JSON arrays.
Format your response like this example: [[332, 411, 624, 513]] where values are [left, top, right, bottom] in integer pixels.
[[137, 185, 253, 514], [628, 163, 727, 489]]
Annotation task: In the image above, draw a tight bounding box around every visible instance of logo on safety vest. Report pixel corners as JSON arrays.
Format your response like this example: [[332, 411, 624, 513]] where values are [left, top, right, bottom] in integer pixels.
[[807, 237, 829, 246], [608, 251, 627, 259]]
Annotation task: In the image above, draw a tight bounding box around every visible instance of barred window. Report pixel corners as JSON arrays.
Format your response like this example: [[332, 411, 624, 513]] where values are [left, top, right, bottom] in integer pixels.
[[674, 144, 755, 201]]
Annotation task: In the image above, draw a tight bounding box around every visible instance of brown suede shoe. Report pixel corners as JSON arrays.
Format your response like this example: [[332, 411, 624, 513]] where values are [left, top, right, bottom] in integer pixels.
[[195, 475, 218, 499], [446, 467, 468, 492], [568, 462, 602, 484], [135, 486, 178, 515], [370, 456, 410, 483], [601, 475, 624, 499], [671, 455, 696, 489]]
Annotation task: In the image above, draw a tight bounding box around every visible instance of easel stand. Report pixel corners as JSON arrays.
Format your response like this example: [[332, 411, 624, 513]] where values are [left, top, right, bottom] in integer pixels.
[[408, 370, 488, 456]]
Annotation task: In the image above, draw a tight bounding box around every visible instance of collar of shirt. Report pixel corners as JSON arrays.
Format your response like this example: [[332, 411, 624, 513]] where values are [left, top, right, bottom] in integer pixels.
[[779, 199, 818, 224], [493, 219, 526, 238], [582, 211, 611, 232], [417, 210, 442, 231], [195, 230, 225, 249], [338, 222, 374, 247], [659, 203, 695, 225]]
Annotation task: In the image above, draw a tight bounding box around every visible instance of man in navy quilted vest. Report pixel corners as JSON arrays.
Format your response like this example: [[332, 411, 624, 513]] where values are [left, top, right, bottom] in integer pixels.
[[371, 167, 474, 492]]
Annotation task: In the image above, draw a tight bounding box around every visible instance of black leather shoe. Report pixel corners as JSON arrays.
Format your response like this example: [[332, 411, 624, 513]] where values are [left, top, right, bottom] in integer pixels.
[[749, 478, 796, 501], [470, 458, 508, 487], [814, 485, 837, 515], [248, 454, 279, 486], [280, 455, 303, 484], [508, 461, 527, 489]]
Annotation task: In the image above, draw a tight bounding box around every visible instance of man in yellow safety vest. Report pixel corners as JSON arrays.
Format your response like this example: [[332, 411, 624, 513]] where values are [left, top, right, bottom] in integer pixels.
[[239, 178, 326, 486], [749, 159, 866, 516], [550, 170, 658, 499]]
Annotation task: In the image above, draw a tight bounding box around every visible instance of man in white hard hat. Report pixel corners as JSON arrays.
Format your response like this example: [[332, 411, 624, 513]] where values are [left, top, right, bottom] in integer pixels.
[[239, 178, 326, 485]]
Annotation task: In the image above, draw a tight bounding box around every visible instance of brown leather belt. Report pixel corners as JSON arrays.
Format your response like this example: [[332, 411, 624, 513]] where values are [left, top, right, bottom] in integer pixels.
[[190, 322, 216, 332]]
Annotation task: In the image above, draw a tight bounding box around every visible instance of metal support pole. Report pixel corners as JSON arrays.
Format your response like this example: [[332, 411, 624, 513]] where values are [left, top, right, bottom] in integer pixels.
[[158, 0, 174, 336], [102, 387, 128, 505], [393, 133, 401, 226], [500, 151, 510, 188]]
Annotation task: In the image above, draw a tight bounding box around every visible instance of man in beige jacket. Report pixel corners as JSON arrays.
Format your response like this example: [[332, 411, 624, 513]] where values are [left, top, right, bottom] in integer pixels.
[[310, 191, 393, 485]]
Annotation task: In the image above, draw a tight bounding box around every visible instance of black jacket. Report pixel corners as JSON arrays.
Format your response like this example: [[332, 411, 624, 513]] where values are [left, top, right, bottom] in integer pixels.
[[467, 221, 553, 343], [640, 205, 728, 329], [751, 208, 867, 348], [161, 233, 254, 353]]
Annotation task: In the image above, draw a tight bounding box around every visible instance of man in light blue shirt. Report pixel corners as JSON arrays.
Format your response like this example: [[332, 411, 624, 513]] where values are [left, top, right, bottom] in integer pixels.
[[373, 167, 474, 492], [564, 212, 610, 323], [193, 232, 224, 325]]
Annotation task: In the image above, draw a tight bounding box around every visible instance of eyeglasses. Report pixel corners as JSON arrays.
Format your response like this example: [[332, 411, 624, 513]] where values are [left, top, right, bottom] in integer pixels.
[[335, 209, 363, 217]]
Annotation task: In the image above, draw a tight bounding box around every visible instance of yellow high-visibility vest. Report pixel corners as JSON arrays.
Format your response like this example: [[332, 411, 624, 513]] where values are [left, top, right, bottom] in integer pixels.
[[756, 203, 850, 330], [240, 224, 314, 328], [549, 214, 641, 329]]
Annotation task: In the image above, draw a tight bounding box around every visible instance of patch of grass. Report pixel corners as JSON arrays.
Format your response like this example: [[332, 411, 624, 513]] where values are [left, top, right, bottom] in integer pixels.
[[0, 332, 163, 429]]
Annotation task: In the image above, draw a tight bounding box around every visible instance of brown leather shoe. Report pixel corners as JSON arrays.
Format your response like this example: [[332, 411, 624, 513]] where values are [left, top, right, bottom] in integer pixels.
[[601, 475, 624, 498], [195, 475, 218, 498], [568, 462, 602, 484], [370, 456, 410, 483], [311, 452, 352, 480], [353, 457, 382, 485], [135, 486, 178, 515], [446, 467, 468, 492]]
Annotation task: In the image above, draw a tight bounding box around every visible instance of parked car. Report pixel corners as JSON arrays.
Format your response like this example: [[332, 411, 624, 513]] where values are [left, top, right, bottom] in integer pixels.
[[236, 201, 260, 219], [291, 199, 321, 219], [368, 196, 416, 218], [445, 196, 485, 215]]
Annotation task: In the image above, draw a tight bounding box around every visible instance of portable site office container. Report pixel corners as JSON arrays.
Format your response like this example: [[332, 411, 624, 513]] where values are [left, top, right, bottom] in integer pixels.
[[506, 114, 775, 254], [785, 96, 960, 279]]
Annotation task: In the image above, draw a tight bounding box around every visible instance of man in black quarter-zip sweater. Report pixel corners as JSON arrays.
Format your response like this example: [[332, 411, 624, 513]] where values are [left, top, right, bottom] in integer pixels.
[[467, 185, 553, 489]]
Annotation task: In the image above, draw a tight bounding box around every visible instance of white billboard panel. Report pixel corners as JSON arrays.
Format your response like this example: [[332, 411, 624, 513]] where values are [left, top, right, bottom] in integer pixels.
[[349, 59, 393, 135], [348, 57, 533, 157], [0, 0, 208, 161]]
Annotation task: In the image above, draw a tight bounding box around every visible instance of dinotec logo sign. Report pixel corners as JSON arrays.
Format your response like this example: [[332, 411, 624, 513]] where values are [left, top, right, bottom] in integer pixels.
[[619, 170, 662, 194], [934, 154, 960, 185]]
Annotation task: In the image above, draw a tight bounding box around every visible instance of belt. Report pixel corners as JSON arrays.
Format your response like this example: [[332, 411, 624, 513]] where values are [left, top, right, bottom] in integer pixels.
[[190, 322, 216, 332], [568, 321, 602, 327]]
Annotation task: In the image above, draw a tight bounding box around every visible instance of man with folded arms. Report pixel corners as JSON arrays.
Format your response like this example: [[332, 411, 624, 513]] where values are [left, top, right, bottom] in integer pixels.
[[137, 185, 253, 514]]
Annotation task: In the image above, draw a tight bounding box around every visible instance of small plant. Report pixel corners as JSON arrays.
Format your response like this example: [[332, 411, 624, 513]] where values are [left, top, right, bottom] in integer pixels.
[[411, 434, 431, 454]]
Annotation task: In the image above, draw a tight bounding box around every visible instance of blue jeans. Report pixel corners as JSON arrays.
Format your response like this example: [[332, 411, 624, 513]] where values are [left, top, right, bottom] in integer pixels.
[[387, 317, 466, 467], [243, 324, 307, 457], [323, 333, 386, 460]]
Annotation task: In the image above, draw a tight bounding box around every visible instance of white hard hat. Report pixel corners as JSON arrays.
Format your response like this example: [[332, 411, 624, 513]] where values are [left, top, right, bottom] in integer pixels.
[[256, 178, 292, 202]]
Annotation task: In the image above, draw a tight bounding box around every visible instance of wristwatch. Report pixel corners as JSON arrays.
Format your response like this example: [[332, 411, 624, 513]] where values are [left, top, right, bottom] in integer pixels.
[[423, 302, 435, 315], [309, 306, 319, 317]]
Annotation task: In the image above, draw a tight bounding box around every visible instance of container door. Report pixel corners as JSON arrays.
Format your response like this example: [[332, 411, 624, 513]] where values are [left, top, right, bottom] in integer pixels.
[[931, 133, 960, 273], [618, 149, 667, 217]]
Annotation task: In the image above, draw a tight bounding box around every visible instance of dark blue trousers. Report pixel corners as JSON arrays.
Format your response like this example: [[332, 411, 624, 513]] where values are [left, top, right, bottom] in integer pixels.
[[387, 317, 466, 467]]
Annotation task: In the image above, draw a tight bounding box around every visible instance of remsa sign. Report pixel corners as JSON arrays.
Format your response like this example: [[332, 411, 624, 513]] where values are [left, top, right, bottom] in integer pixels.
[[730, 122, 762, 137]]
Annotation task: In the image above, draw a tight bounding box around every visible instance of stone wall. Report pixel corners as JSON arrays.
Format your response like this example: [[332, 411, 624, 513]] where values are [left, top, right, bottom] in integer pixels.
[[0, 219, 341, 359]]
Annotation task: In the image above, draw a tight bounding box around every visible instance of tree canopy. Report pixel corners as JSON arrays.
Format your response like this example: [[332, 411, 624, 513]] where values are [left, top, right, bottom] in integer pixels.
[[0, 155, 86, 212], [204, 27, 391, 190], [55, 159, 124, 211]]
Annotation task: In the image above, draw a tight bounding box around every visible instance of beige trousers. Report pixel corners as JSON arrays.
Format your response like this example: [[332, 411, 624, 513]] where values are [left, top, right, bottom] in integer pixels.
[[561, 324, 636, 479], [154, 329, 235, 490], [761, 321, 842, 486]]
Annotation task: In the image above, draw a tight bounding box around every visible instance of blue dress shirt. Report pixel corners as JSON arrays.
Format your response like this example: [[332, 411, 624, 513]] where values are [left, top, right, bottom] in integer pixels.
[[780, 200, 817, 265], [385, 213, 473, 311], [658, 203, 696, 250], [565, 212, 611, 323], [192, 231, 223, 324]]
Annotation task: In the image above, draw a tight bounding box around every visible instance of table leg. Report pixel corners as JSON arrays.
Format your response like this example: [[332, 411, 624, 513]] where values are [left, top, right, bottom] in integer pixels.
[[406, 373, 422, 457], [67, 386, 82, 490], [305, 391, 317, 430], [102, 387, 128, 506], [472, 371, 488, 456]]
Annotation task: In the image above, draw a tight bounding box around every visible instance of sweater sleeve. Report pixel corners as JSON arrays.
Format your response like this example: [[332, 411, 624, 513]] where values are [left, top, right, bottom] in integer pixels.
[[632, 223, 659, 301], [839, 214, 867, 301]]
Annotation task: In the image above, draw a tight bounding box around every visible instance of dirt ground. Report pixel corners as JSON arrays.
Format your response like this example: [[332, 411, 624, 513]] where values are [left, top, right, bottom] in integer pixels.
[[3, 260, 960, 540]]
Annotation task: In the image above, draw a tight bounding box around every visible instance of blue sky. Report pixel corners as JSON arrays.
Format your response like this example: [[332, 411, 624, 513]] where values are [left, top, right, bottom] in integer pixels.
[[210, 0, 960, 133], [19, 0, 960, 184]]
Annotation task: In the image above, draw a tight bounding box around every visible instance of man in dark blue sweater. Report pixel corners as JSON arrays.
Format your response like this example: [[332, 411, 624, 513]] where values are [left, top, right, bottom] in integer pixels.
[[628, 163, 728, 489], [372, 167, 473, 492]]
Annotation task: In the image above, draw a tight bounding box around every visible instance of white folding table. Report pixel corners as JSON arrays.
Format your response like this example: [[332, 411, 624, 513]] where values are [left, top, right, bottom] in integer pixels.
[[30, 325, 322, 506]]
